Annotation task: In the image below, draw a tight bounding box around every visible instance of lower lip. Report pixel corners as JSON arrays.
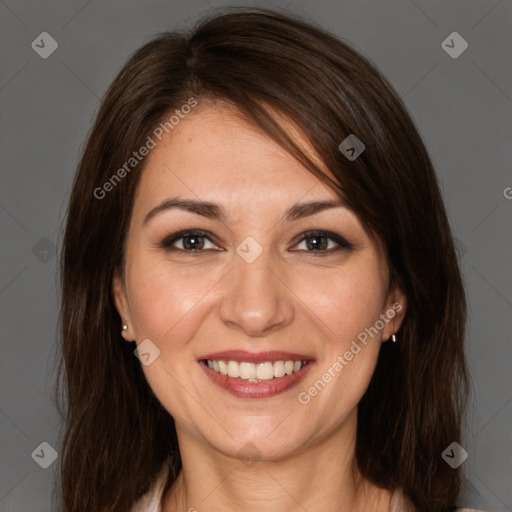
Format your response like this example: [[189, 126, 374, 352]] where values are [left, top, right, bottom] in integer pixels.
[[199, 360, 314, 399]]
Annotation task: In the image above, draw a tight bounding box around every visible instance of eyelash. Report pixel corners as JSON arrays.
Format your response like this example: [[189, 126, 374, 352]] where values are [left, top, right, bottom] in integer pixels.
[[159, 229, 354, 255]]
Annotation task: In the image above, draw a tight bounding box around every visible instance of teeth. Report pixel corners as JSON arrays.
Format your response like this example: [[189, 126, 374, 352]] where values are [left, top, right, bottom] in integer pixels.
[[256, 362, 274, 380], [206, 359, 308, 380], [240, 362, 255, 379], [273, 360, 285, 378], [227, 360, 240, 378], [219, 360, 228, 376]]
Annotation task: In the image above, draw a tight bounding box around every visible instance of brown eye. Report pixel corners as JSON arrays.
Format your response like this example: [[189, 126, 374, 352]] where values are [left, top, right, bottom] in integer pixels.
[[180, 234, 205, 250], [292, 230, 353, 253], [301, 235, 331, 251], [160, 230, 219, 252]]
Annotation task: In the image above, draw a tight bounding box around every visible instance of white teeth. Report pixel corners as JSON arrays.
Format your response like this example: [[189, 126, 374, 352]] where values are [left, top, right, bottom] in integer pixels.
[[256, 362, 274, 380], [273, 360, 285, 378], [219, 360, 228, 376], [206, 359, 308, 380], [227, 360, 240, 378], [240, 362, 256, 379]]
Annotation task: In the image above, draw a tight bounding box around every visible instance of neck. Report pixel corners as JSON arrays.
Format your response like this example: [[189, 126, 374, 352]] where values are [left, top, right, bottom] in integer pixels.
[[162, 411, 391, 512]]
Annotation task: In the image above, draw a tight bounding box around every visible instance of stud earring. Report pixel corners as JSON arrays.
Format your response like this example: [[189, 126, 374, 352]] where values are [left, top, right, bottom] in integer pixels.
[[391, 333, 397, 343], [122, 324, 128, 331]]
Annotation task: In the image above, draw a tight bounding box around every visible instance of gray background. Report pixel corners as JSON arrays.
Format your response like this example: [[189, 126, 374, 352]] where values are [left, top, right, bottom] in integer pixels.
[[0, 0, 510, 510]]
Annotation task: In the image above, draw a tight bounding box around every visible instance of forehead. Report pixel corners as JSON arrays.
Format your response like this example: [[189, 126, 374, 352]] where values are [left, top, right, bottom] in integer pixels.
[[132, 103, 342, 218]]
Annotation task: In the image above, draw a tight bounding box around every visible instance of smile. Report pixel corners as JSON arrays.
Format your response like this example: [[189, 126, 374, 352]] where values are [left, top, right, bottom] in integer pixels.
[[205, 359, 308, 381], [198, 350, 315, 398]]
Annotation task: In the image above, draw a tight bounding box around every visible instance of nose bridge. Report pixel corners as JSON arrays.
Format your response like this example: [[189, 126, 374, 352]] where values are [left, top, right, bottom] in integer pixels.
[[219, 239, 294, 336]]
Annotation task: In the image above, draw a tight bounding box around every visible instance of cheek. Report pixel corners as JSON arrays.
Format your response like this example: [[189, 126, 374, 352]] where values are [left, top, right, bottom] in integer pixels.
[[293, 263, 387, 346], [291, 263, 386, 419], [126, 253, 220, 341], [125, 258, 222, 422]]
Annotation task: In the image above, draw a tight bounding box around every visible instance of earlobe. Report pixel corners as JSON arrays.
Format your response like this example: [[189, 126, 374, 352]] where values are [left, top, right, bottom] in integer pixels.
[[384, 286, 407, 342]]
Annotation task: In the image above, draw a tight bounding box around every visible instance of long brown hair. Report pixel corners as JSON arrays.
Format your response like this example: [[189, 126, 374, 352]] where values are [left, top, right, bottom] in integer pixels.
[[55, 7, 470, 511]]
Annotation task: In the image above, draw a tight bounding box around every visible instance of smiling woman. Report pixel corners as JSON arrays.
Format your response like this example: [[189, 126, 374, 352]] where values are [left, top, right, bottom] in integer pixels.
[[56, 7, 478, 512]]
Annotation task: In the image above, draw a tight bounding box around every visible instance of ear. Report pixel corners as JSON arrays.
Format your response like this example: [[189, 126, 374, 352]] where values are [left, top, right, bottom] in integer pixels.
[[382, 284, 407, 342], [112, 269, 135, 341]]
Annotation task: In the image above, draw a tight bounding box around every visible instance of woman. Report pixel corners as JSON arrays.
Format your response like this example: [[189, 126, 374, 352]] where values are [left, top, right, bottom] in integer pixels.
[[56, 7, 482, 512]]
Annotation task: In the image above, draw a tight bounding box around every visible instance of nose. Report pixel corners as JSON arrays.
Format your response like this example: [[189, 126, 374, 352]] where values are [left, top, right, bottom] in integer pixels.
[[218, 249, 295, 338]]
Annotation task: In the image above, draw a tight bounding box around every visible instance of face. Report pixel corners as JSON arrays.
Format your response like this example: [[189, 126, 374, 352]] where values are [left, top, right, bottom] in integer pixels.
[[113, 102, 406, 462]]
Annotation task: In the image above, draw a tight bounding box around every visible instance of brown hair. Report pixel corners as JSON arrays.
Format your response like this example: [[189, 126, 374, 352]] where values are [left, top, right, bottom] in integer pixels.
[[55, 7, 470, 511]]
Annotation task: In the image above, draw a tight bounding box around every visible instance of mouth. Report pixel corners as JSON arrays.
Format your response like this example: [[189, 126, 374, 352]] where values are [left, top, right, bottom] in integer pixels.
[[198, 350, 315, 398]]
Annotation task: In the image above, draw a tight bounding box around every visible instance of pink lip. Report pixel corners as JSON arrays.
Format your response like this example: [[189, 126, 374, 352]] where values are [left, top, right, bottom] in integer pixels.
[[198, 359, 315, 399], [198, 350, 315, 364]]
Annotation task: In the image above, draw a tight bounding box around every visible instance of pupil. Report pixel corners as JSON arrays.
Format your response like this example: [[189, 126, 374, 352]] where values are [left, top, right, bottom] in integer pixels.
[[185, 235, 202, 250], [308, 236, 326, 250]]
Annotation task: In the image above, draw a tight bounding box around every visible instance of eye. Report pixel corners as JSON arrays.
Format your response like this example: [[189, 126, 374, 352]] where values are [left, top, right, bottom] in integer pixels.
[[160, 230, 219, 252], [292, 230, 353, 253], [159, 229, 353, 254]]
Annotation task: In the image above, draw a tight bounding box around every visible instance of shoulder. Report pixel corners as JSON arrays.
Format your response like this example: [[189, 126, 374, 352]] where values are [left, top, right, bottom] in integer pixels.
[[131, 461, 170, 512], [390, 489, 489, 512], [390, 488, 416, 512], [455, 509, 490, 512]]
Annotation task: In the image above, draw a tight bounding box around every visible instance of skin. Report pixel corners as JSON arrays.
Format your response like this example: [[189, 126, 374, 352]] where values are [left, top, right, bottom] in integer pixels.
[[112, 102, 407, 512]]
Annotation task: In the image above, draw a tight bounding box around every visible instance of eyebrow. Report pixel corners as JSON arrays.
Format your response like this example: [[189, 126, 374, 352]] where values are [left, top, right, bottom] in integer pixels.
[[142, 197, 347, 226]]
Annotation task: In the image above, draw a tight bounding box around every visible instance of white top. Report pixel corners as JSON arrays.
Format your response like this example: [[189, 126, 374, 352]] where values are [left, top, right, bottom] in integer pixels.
[[131, 460, 487, 512]]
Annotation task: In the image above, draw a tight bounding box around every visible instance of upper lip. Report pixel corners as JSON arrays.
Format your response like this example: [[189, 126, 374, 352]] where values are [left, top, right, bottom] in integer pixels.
[[198, 350, 315, 364]]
